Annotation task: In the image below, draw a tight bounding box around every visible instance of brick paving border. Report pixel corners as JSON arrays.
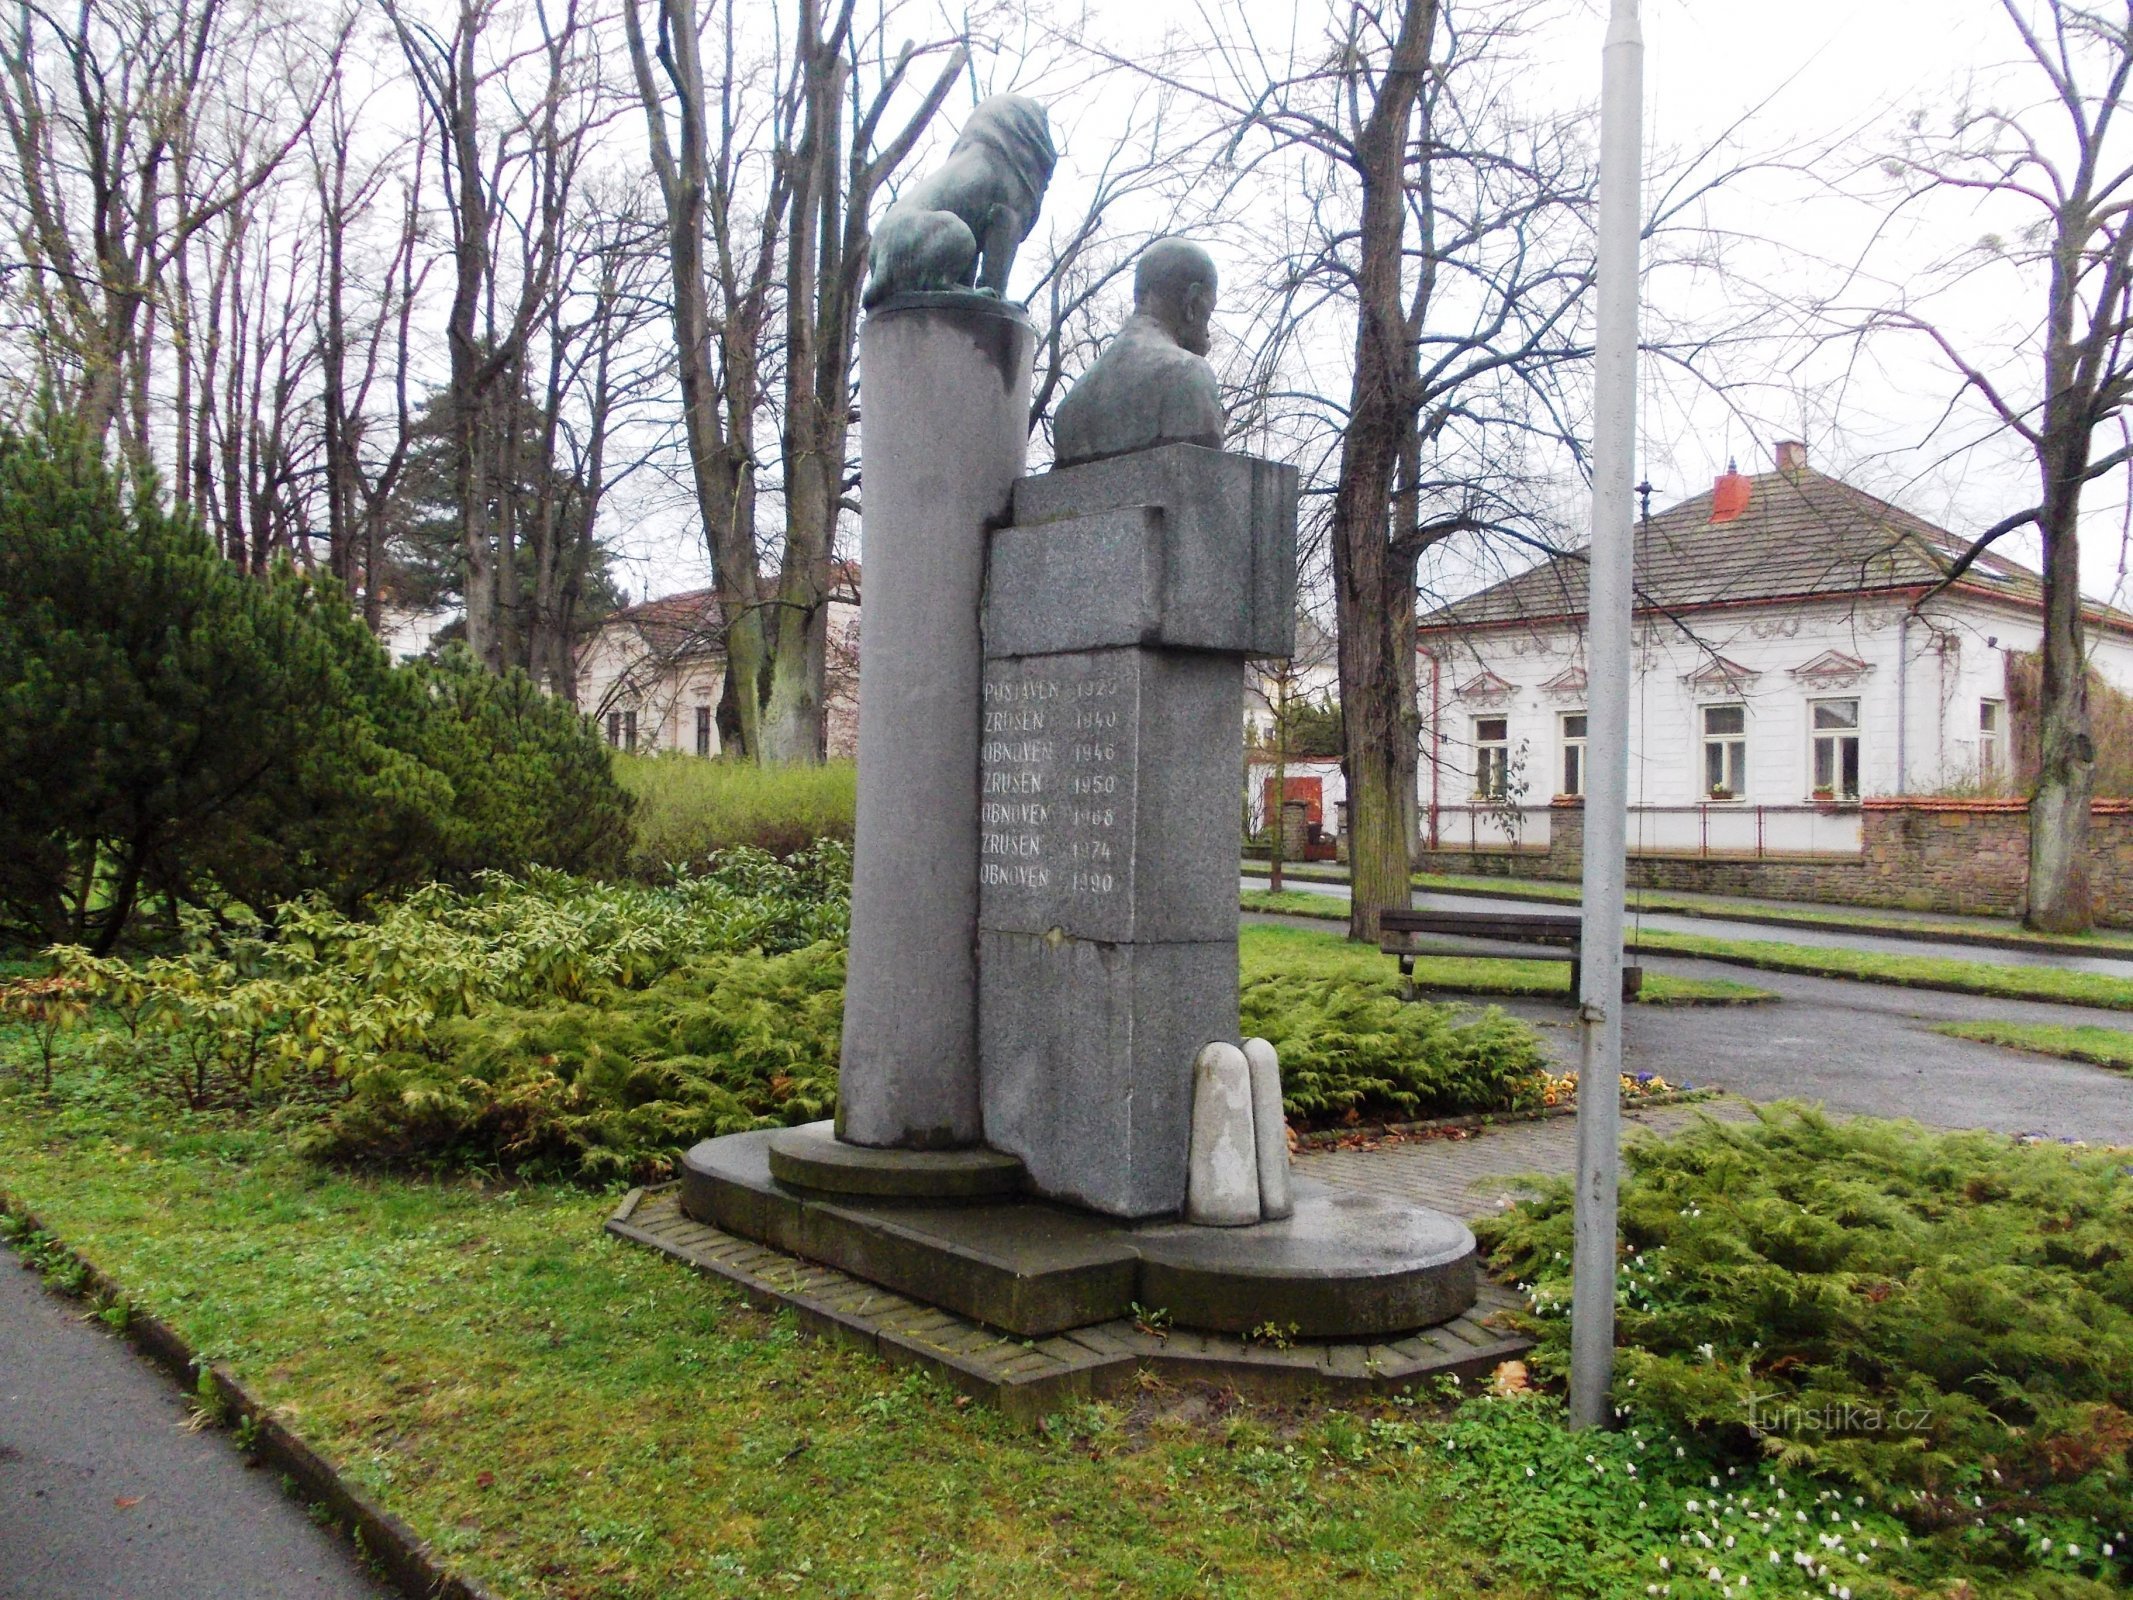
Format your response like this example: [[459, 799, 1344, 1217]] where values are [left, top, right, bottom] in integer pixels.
[[607, 1187, 1532, 1418]]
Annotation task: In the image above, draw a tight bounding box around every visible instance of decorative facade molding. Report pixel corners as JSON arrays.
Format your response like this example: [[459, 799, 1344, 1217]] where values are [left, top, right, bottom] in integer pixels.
[[1454, 669, 1518, 706], [1788, 649, 1875, 689], [1682, 654, 1760, 693], [1538, 666, 1588, 702]]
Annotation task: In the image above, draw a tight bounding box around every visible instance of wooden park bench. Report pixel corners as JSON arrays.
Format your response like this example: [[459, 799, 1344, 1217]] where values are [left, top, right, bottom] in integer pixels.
[[1378, 908, 1644, 1006]]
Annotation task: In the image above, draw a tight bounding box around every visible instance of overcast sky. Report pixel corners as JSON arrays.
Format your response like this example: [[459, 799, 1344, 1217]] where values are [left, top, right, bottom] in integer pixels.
[[608, 0, 2131, 615]]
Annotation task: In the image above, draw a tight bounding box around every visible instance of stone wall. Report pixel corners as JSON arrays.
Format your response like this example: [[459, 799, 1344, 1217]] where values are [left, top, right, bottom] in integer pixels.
[[1417, 798, 2133, 927]]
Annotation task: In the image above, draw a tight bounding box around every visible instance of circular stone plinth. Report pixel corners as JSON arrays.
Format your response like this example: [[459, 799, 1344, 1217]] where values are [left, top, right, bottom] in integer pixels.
[[1132, 1180, 1477, 1338], [766, 1121, 1026, 1200]]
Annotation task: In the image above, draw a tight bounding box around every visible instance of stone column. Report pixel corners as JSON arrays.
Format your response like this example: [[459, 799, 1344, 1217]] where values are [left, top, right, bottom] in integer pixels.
[[837, 296, 1034, 1150]]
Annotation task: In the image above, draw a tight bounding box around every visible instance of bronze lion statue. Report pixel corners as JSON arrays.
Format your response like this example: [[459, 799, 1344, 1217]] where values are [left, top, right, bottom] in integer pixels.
[[864, 94, 1056, 308]]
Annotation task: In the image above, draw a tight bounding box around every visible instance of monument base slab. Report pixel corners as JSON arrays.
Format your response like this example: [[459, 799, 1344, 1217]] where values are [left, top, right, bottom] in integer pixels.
[[679, 1126, 1480, 1341], [767, 1122, 1025, 1200], [611, 1185, 1532, 1420]]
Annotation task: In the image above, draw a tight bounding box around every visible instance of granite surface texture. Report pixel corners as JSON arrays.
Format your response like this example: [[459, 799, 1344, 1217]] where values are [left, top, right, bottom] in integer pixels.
[[840, 300, 1033, 1149]]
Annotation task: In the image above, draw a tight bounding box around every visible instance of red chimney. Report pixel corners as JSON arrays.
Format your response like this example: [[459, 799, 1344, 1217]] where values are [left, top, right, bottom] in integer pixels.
[[1775, 440, 1807, 475], [1708, 458, 1751, 523]]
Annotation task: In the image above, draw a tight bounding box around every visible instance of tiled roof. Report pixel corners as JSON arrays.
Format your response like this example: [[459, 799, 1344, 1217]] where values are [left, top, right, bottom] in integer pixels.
[[1418, 467, 2130, 631], [593, 560, 862, 658], [599, 587, 725, 656]]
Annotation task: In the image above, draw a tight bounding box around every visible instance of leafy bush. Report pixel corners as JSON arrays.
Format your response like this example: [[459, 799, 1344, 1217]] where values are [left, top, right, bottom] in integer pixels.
[[618, 753, 855, 873], [56, 846, 849, 1118], [1480, 1106, 2133, 1579], [0, 418, 631, 950], [49, 855, 1551, 1178]]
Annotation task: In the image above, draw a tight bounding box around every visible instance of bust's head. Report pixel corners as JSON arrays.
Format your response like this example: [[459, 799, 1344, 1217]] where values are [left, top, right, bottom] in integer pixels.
[[1134, 238, 1218, 357]]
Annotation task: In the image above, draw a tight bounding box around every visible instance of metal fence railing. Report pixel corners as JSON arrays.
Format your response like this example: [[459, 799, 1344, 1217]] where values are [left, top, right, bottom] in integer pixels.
[[1427, 802, 1864, 860]]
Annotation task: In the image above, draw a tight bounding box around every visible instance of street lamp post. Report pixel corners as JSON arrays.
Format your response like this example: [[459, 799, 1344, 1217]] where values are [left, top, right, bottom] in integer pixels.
[[1570, 0, 1644, 1432]]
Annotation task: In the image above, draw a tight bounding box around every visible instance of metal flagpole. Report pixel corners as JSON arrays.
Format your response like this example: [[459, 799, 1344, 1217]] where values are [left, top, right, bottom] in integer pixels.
[[1570, 0, 1644, 1432]]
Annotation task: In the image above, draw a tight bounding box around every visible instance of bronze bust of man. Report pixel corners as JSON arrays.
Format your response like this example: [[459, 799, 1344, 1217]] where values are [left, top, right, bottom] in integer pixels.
[[1052, 238, 1224, 467]]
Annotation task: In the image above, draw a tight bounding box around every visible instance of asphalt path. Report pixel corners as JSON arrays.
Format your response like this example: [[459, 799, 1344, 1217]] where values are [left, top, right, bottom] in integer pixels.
[[1247, 874, 2133, 976], [0, 1256, 390, 1600], [1246, 896, 2133, 1144], [1505, 956, 2133, 1144]]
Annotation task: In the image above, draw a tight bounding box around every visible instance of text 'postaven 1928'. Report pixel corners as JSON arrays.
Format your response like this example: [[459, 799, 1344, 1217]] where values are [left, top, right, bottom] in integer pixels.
[[978, 669, 1128, 900]]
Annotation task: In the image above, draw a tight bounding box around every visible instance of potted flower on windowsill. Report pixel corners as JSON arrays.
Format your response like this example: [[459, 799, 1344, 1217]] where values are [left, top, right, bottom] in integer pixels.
[[1811, 785, 1836, 803], [1707, 784, 1734, 802]]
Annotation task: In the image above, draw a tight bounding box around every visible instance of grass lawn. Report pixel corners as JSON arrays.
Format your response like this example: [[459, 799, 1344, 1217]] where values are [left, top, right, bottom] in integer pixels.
[[1240, 900, 1772, 1006], [4, 1028, 2118, 1596], [0, 1071, 1539, 1600], [1631, 927, 2133, 1010], [1244, 888, 2133, 1011], [1932, 1019, 2133, 1071], [1246, 861, 2133, 952]]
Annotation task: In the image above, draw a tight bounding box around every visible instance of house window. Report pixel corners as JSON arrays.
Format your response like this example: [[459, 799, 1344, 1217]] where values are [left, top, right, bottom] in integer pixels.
[[1559, 712, 1587, 798], [606, 711, 623, 748], [1702, 704, 1746, 799], [1979, 698, 2004, 777], [1810, 698, 1860, 799], [1473, 716, 1510, 799], [696, 704, 713, 757]]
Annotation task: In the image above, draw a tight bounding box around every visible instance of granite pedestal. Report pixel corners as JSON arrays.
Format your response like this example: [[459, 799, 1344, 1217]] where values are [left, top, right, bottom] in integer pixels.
[[975, 445, 1297, 1218]]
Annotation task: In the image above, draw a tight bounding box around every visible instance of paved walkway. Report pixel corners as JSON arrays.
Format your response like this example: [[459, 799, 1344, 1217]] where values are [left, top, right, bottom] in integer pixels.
[[1297, 1100, 1751, 1220], [0, 1256, 387, 1600]]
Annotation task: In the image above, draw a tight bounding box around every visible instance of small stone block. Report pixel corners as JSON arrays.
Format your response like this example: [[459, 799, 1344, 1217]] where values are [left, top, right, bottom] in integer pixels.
[[1242, 1037, 1293, 1221], [1186, 1043, 1260, 1227]]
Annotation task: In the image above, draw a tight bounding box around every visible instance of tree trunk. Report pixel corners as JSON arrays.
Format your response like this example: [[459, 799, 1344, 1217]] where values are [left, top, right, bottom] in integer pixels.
[[2026, 474, 2094, 930], [1333, 0, 1435, 943], [623, 0, 768, 757], [2025, 189, 2099, 933]]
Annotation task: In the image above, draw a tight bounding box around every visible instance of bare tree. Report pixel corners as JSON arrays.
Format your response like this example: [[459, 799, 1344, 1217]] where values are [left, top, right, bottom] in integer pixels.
[[1845, 0, 2133, 931], [0, 0, 340, 451], [623, 0, 780, 754], [386, 0, 600, 670], [1178, 0, 1614, 939]]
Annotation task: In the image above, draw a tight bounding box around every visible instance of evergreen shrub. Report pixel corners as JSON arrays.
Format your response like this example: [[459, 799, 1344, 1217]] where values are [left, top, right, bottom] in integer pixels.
[[1241, 924, 1548, 1123], [0, 418, 631, 951], [1481, 1106, 2133, 1574]]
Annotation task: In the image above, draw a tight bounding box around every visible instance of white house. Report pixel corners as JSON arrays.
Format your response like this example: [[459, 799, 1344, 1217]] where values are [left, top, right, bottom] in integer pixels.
[[1414, 444, 2133, 857], [574, 566, 862, 757]]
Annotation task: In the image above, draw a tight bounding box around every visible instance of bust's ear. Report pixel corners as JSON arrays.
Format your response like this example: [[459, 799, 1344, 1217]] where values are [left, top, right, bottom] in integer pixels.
[[1185, 281, 1215, 324]]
